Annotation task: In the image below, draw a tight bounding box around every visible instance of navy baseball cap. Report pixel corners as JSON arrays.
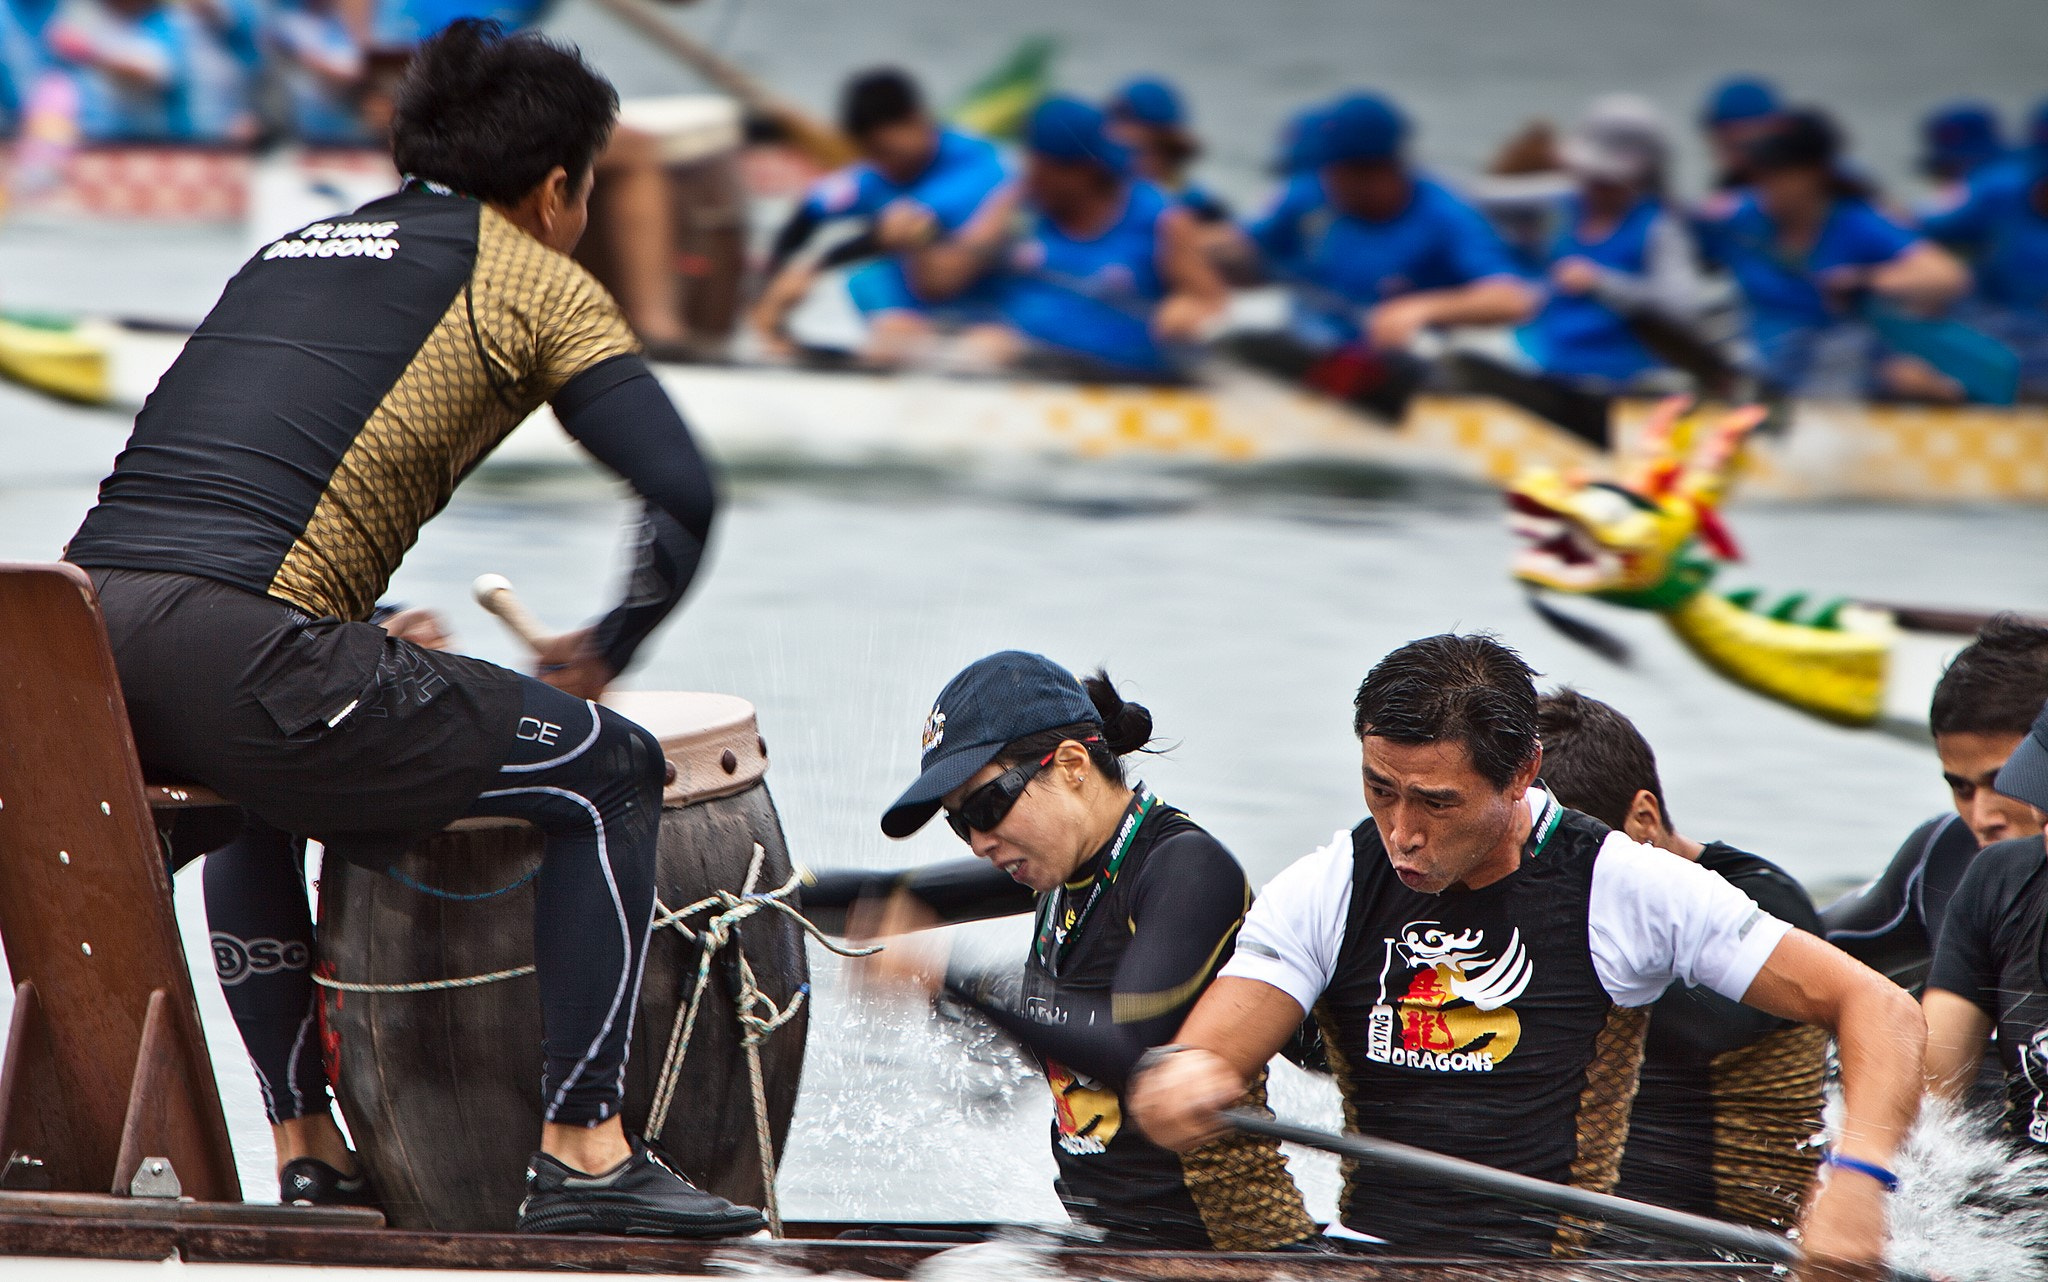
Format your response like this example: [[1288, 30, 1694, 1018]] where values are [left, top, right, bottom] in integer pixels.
[[1702, 76, 1780, 127], [1993, 699, 2048, 816], [1921, 101, 2004, 173], [881, 651, 1102, 838], [1110, 77, 1186, 128], [1321, 93, 1407, 164], [1026, 95, 1133, 175], [1275, 102, 1333, 173]]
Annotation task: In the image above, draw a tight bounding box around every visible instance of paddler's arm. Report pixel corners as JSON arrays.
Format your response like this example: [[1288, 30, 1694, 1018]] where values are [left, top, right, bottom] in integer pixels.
[[1863, 239, 1969, 314], [802, 858, 1033, 936], [907, 182, 1020, 301], [1920, 990, 1992, 1101], [1150, 205, 1229, 344], [545, 355, 720, 695], [947, 832, 1254, 1090], [1130, 831, 1351, 1151], [1919, 851, 2004, 1100], [751, 202, 832, 350], [1736, 930, 1925, 1281], [1363, 275, 1540, 352]]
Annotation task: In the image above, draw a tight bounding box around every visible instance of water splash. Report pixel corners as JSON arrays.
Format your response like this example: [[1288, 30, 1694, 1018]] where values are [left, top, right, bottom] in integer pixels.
[[1888, 1095, 2048, 1282]]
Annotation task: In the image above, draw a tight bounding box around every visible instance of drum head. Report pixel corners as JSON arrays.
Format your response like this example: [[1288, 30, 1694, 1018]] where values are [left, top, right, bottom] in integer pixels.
[[601, 690, 767, 807]]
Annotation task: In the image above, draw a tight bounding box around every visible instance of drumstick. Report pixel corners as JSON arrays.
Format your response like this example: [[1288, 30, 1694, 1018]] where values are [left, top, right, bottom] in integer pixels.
[[472, 573, 554, 655]]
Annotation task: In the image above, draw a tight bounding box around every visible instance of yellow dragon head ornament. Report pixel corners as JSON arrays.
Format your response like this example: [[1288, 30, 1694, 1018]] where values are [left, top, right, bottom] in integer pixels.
[[1505, 398, 1894, 726]]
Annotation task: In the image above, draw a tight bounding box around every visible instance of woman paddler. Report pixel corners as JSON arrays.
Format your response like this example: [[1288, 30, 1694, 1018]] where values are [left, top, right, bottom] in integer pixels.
[[812, 650, 1317, 1252]]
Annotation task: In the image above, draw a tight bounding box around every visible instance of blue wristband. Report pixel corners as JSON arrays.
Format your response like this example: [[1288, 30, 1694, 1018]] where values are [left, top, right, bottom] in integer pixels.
[[1821, 1153, 1899, 1192]]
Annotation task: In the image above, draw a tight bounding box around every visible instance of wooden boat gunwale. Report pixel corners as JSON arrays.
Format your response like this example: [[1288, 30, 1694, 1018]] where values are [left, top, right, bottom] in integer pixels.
[[0, 1195, 1778, 1278]]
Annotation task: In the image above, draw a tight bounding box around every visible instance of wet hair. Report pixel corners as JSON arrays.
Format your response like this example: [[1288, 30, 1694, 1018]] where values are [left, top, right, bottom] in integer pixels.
[[993, 669, 1156, 785], [841, 68, 924, 139], [1930, 615, 2048, 738], [1352, 634, 1540, 791], [391, 20, 618, 206], [1534, 688, 1668, 832]]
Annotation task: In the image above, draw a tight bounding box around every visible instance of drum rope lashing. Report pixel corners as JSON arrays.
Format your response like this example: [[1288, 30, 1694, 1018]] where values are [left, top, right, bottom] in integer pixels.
[[311, 841, 883, 1238], [641, 842, 883, 1238]]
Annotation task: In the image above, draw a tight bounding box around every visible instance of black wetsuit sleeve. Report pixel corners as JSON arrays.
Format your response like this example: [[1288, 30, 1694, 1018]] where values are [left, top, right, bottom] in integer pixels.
[[552, 356, 719, 674], [1822, 814, 1971, 988], [947, 830, 1250, 1091], [1927, 842, 2022, 1016], [800, 858, 1033, 934], [765, 204, 826, 276]]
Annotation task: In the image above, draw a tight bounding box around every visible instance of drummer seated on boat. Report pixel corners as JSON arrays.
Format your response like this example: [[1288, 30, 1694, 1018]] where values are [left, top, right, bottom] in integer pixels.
[[749, 67, 1008, 365], [817, 652, 1318, 1252], [1918, 99, 2048, 402], [1229, 91, 1539, 362], [1128, 634, 1924, 1274], [908, 95, 1227, 379], [1922, 698, 2048, 1141], [62, 19, 766, 1237], [1825, 615, 2048, 989], [1536, 689, 1825, 1235]]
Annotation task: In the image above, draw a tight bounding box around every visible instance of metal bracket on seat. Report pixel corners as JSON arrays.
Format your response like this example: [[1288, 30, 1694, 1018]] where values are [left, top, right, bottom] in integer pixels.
[[128, 1156, 181, 1200]]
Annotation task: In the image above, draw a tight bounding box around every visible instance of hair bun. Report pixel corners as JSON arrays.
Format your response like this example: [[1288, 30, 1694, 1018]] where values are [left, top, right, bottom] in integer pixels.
[[1083, 669, 1155, 757]]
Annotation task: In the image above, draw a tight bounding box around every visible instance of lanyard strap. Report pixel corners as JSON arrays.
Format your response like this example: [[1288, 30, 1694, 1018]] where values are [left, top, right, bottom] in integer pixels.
[[1525, 788, 1562, 861], [1034, 786, 1155, 976]]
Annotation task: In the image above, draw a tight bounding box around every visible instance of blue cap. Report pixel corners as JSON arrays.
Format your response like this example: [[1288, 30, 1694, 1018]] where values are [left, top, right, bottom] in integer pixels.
[[1922, 101, 2004, 171], [1702, 76, 1780, 126], [2029, 97, 2048, 156], [1025, 94, 1132, 175], [881, 651, 1102, 838], [1110, 76, 1185, 128], [1275, 103, 1332, 173], [1993, 698, 2048, 815], [1320, 92, 1407, 164]]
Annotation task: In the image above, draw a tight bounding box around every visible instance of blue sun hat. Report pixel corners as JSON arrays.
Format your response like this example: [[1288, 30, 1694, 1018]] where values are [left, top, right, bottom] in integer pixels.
[[1025, 94, 1133, 176]]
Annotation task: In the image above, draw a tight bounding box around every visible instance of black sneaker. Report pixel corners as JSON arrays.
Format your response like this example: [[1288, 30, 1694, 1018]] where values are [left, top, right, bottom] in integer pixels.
[[516, 1141, 767, 1238], [279, 1157, 379, 1209]]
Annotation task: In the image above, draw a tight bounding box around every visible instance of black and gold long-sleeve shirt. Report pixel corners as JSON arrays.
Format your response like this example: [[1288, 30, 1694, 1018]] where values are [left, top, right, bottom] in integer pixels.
[[69, 185, 649, 627]]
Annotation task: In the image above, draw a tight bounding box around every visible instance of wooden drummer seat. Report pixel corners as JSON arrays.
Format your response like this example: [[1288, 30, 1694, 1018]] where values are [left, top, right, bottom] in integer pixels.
[[0, 562, 240, 1203]]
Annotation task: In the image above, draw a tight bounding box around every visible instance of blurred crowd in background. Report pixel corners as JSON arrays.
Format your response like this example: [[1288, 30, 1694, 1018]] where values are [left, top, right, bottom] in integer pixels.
[[0, 0, 542, 145], [3, 0, 2046, 406], [755, 70, 2048, 406]]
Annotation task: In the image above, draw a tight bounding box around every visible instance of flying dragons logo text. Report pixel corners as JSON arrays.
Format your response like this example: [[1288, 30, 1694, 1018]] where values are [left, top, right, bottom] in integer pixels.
[[1366, 921, 1533, 1072]]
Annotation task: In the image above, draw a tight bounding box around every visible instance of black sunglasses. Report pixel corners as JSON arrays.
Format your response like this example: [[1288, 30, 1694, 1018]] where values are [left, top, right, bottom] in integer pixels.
[[946, 749, 1057, 843]]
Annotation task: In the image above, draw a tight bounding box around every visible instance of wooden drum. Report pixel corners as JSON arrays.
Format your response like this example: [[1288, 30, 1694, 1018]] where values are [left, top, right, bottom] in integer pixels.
[[317, 692, 805, 1232]]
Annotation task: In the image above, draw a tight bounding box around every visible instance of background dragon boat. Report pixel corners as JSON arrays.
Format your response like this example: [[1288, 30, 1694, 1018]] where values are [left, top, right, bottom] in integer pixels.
[[4, 310, 2046, 505]]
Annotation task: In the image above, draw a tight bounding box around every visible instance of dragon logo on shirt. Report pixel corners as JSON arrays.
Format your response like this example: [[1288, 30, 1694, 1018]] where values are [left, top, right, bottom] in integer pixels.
[[1045, 1058, 1121, 1156], [2020, 1026, 2048, 1144], [1365, 920, 1533, 1072]]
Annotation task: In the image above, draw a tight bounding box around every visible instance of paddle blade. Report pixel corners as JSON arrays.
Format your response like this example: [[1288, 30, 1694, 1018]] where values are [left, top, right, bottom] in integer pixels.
[[1527, 593, 1634, 666]]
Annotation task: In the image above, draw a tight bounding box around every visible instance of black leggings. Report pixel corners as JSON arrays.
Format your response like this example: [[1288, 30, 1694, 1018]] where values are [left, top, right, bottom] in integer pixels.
[[203, 677, 665, 1128]]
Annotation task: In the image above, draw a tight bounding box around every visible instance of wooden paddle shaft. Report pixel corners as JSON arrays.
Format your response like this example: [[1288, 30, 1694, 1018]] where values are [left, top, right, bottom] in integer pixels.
[[1223, 1111, 1799, 1264], [581, 0, 857, 167], [1865, 601, 2048, 637], [471, 574, 551, 655]]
